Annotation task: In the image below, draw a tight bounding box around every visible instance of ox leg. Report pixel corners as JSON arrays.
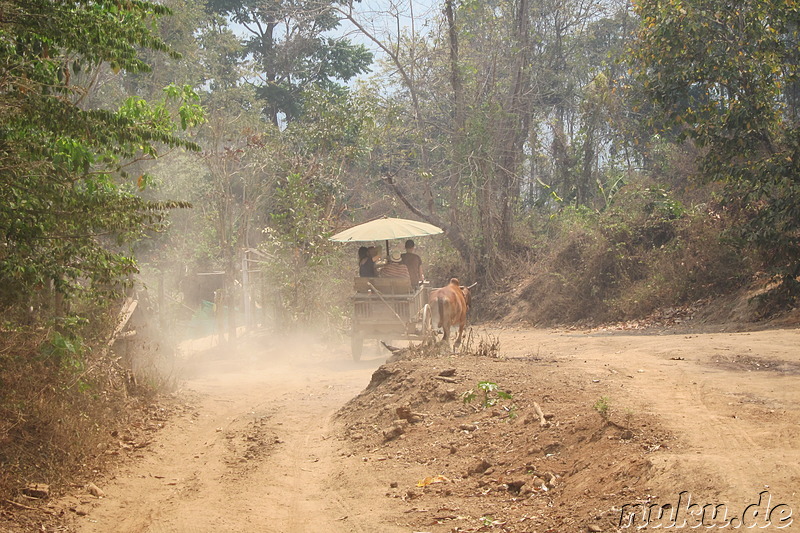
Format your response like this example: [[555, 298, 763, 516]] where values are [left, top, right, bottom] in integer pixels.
[[437, 297, 450, 342], [454, 323, 465, 348]]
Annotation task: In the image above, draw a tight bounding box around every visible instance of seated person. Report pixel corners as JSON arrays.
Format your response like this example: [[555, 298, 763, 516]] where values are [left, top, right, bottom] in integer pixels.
[[379, 250, 412, 287], [400, 239, 424, 286], [358, 246, 376, 278], [358, 245, 377, 277]]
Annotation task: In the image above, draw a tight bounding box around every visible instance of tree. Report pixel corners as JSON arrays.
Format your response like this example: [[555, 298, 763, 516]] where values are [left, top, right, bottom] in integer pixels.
[[258, 86, 372, 329], [335, 0, 642, 282], [205, 0, 373, 124], [0, 0, 204, 314], [630, 0, 800, 298], [119, 0, 209, 100], [520, 0, 636, 210], [337, 0, 528, 276]]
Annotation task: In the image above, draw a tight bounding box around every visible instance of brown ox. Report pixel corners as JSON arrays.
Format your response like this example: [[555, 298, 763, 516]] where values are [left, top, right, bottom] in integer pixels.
[[429, 278, 475, 347]]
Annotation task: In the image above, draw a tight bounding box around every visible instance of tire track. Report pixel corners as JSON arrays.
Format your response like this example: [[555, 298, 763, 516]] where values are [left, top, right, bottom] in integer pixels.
[[72, 345, 408, 533]]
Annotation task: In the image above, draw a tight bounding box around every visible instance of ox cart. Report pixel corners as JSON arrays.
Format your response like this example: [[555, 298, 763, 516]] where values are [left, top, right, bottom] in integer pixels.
[[329, 216, 444, 361], [350, 277, 433, 361]]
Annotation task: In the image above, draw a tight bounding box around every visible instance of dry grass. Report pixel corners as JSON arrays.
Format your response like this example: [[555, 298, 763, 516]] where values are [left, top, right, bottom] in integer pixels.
[[501, 183, 754, 326], [0, 314, 137, 501]]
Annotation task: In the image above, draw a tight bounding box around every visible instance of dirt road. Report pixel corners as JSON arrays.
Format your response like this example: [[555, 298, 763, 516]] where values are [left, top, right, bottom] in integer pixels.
[[495, 326, 800, 507], [71, 339, 409, 533], [65, 325, 800, 532]]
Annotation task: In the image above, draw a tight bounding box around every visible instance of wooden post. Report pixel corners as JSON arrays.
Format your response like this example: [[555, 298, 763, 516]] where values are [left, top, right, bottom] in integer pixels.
[[158, 268, 165, 331], [242, 249, 251, 332]]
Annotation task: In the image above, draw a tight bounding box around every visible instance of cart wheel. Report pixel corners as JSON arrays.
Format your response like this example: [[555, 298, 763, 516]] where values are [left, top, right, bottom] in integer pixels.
[[351, 332, 364, 361], [421, 304, 433, 337]]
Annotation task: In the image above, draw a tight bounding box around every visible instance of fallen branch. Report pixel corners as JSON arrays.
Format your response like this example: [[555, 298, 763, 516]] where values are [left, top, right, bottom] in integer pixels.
[[2, 498, 55, 514], [4, 499, 36, 510], [533, 402, 548, 427]]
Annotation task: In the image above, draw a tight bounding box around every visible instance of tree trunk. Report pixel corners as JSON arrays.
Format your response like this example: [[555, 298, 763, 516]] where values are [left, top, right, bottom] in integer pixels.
[[262, 21, 279, 125], [499, 0, 532, 249]]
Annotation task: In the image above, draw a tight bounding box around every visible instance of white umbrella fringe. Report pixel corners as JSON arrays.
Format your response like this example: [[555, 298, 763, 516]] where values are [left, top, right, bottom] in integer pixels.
[[329, 217, 444, 243]]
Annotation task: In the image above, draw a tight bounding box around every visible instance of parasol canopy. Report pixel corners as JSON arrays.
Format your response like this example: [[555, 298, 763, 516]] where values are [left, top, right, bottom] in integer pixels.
[[329, 216, 443, 242]]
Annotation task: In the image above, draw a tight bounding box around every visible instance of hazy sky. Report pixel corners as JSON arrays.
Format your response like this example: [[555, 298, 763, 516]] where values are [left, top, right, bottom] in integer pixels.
[[337, 0, 440, 54]]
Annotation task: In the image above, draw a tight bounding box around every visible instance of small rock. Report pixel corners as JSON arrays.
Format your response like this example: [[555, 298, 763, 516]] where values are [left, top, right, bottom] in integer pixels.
[[438, 368, 457, 377], [588, 525, 603, 532], [619, 429, 634, 440], [389, 481, 399, 488], [383, 424, 405, 441], [542, 442, 562, 455], [73, 506, 89, 516], [459, 424, 478, 432], [22, 483, 49, 499], [507, 480, 526, 493], [395, 406, 413, 420], [469, 458, 492, 475], [86, 482, 105, 498]]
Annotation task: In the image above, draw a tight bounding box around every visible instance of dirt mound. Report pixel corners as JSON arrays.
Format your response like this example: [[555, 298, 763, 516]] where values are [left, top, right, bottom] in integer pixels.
[[334, 348, 676, 532]]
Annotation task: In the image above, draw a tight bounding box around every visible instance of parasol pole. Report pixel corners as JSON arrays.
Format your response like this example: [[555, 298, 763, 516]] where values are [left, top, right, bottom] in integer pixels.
[[385, 239, 390, 260]]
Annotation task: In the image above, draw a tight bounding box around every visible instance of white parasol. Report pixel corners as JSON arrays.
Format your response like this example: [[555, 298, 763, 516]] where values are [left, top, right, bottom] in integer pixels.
[[330, 216, 444, 261], [329, 216, 444, 243]]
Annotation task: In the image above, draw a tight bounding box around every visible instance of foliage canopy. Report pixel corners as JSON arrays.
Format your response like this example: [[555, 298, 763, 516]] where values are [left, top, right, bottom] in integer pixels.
[[204, 0, 372, 123], [0, 0, 205, 310], [630, 0, 800, 294]]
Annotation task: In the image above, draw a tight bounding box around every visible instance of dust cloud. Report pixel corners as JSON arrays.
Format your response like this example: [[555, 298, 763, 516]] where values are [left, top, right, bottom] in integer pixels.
[[79, 326, 404, 533], [173, 330, 385, 387]]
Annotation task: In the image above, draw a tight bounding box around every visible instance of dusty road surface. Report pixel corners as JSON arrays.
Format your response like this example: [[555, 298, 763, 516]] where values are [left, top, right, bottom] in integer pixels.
[[494, 326, 800, 510], [69, 337, 410, 533], [62, 325, 800, 532]]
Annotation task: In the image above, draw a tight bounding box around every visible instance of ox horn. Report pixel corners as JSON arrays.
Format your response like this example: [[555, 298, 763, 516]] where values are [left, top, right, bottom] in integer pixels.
[[466, 282, 478, 290]]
